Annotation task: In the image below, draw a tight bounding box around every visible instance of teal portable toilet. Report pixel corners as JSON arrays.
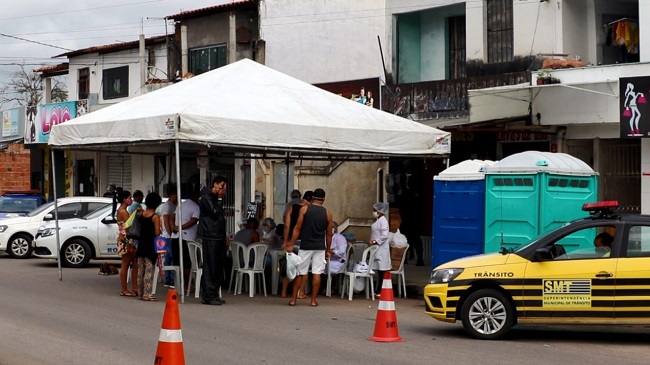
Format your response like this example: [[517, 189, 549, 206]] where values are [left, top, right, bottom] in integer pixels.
[[433, 160, 494, 269], [484, 151, 598, 253]]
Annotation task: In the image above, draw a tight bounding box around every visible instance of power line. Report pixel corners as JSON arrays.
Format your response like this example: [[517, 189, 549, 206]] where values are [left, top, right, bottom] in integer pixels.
[[0, 33, 73, 52], [0, 0, 164, 22]]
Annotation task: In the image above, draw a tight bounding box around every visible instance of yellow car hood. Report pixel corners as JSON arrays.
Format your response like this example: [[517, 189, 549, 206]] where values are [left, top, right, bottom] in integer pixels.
[[434, 253, 528, 270]]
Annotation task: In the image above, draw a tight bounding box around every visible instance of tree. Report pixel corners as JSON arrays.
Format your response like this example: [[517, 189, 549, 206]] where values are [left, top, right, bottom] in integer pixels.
[[0, 63, 67, 109]]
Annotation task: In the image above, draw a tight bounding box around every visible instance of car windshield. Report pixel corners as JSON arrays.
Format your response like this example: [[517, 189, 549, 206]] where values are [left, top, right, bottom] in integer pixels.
[[83, 205, 113, 220], [0, 197, 40, 214], [27, 202, 55, 217]]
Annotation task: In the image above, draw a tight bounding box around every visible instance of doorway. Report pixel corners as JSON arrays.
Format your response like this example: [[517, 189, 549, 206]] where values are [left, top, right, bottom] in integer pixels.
[[77, 159, 95, 196]]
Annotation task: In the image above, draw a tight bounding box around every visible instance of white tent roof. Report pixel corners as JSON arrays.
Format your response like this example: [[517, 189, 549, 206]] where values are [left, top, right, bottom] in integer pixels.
[[434, 159, 495, 181], [49, 59, 450, 159]]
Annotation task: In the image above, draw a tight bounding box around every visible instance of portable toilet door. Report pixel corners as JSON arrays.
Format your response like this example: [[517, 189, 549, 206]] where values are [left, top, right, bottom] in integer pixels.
[[432, 160, 493, 269]]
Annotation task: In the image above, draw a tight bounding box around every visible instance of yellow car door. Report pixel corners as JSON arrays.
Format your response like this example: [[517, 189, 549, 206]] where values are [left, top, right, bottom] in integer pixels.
[[615, 224, 650, 323]]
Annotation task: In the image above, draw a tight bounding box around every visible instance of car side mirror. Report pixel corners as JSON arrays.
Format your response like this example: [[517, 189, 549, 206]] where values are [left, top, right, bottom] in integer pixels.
[[102, 216, 116, 224], [43, 213, 53, 220], [535, 247, 554, 262]]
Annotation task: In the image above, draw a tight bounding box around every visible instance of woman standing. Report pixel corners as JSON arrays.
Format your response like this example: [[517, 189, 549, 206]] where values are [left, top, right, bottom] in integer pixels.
[[368, 202, 391, 299], [136, 192, 163, 301], [115, 190, 138, 297]]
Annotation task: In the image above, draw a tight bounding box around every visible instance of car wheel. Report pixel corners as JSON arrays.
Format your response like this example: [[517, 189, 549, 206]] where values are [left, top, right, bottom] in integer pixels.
[[62, 239, 92, 268], [7, 233, 33, 259], [461, 289, 515, 340]]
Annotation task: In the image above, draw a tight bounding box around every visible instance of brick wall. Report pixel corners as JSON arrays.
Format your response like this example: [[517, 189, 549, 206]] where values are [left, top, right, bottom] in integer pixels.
[[0, 143, 32, 192]]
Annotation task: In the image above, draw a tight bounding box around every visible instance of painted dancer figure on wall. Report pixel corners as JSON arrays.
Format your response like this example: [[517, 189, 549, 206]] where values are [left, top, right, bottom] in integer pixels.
[[623, 82, 645, 136]]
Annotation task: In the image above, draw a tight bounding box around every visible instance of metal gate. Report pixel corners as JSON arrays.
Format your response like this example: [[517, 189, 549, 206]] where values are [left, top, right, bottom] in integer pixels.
[[106, 155, 132, 192], [599, 139, 640, 213]]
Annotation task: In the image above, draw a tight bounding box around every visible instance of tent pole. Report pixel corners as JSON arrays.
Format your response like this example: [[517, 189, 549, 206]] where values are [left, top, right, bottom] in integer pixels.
[[285, 152, 290, 205], [51, 149, 63, 281], [175, 139, 184, 303]]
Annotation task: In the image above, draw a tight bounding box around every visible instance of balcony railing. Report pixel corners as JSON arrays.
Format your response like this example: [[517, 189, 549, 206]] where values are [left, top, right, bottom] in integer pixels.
[[381, 72, 528, 121]]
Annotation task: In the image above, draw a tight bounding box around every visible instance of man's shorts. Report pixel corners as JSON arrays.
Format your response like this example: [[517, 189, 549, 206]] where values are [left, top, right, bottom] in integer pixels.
[[298, 250, 326, 275]]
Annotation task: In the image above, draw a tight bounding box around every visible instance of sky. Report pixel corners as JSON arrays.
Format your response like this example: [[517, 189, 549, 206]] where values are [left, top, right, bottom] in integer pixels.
[[0, 0, 232, 87]]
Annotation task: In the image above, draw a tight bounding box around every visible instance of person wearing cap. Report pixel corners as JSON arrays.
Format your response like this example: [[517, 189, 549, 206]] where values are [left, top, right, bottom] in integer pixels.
[[368, 202, 391, 299], [286, 188, 333, 307], [280, 190, 313, 298]]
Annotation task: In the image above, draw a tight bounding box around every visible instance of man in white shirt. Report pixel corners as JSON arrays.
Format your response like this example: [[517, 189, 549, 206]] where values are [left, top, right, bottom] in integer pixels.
[[161, 185, 178, 287], [173, 190, 201, 293]]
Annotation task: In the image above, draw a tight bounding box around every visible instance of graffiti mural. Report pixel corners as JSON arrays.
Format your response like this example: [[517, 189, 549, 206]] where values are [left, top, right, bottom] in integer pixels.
[[382, 72, 528, 121], [25, 101, 78, 144]]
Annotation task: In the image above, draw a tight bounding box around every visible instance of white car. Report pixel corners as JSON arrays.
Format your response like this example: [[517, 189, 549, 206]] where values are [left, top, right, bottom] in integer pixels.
[[33, 204, 123, 268], [0, 197, 112, 259]]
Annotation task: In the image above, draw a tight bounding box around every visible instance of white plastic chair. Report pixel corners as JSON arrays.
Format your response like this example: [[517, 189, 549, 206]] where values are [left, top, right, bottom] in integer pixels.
[[152, 252, 179, 295], [187, 241, 202, 299], [390, 244, 410, 298], [228, 241, 245, 293], [350, 242, 369, 264], [236, 243, 268, 297], [341, 245, 378, 301], [326, 245, 352, 297]]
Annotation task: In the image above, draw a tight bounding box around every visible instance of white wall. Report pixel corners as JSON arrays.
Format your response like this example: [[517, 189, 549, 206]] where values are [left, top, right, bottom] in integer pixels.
[[513, 0, 557, 56], [639, 0, 650, 214], [261, 0, 387, 83]]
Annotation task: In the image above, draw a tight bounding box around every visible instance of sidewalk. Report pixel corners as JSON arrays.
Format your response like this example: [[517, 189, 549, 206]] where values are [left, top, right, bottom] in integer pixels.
[[401, 262, 431, 299]]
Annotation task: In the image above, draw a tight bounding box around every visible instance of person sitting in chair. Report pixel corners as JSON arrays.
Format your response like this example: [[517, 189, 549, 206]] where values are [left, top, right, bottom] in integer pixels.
[[594, 232, 613, 257]]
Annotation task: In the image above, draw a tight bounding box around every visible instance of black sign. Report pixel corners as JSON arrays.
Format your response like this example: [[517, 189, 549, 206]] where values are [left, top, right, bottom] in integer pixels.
[[620, 76, 650, 138]]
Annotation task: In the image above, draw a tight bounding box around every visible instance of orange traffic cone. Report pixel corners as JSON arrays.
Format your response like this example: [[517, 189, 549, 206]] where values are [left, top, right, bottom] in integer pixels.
[[154, 289, 185, 365], [369, 271, 403, 342]]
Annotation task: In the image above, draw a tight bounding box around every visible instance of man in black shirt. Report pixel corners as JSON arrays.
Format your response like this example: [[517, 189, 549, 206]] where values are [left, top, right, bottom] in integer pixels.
[[285, 188, 332, 307], [199, 176, 228, 305]]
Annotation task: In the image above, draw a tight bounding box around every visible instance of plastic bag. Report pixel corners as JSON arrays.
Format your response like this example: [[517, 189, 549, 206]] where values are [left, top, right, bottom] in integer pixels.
[[353, 261, 369, 292], [126, 212, 141, 239], [124, 210, 137, 229], [391, 229, 408, 248], [285, 252, 302, 281]]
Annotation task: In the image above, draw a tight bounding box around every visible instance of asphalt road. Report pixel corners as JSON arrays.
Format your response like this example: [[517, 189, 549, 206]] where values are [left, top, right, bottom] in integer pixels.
[[0, 255, 648, 365]]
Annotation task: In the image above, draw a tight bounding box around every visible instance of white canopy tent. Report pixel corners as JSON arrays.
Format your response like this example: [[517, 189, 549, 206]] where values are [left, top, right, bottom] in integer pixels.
[[47, 58, 451, 301]]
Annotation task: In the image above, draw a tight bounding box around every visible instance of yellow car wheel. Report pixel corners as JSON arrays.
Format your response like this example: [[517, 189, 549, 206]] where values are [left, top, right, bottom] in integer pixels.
[[461, 289, 515, 340]]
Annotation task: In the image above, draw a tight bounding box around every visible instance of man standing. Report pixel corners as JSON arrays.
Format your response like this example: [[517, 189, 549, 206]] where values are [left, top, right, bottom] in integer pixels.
[[286, 188, 332, 307], [173, 189, 200, 293], [161, 185, 178, 287], [199, 176, 228, 305]]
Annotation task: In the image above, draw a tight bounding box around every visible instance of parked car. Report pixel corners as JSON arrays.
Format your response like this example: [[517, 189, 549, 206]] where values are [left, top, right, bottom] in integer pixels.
[[0, 190, 46, 218], [424, 201, 650, 340], [0, 196, 112, 259]]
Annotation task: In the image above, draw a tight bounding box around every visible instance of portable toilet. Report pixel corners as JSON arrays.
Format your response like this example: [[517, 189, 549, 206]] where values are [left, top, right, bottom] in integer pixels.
[[432, 159, 494, 269], [484, 151, 598, 253]]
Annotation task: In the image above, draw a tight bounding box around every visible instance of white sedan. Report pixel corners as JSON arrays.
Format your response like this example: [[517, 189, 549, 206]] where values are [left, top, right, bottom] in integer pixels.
[[33, 204, 121, 268], [0, 197, 112, 259]]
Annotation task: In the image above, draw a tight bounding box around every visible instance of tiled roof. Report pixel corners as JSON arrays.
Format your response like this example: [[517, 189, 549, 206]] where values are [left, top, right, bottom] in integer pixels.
[[53, 35, 170, 59], [33, 63, 69, 73], [166, 0, 257, 20]]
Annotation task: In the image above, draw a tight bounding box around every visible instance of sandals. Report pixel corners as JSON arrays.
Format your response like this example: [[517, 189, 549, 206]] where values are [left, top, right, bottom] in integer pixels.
[[120, 291, 137, 297], [140, 296, 158, 302]]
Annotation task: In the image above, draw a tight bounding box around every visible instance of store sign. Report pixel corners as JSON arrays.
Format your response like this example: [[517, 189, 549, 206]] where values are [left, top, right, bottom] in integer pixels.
[[25, 101, 78, 144], [2, 108, 20, 137], [497, 131, 550, 142], [620, 76, 650, 138]]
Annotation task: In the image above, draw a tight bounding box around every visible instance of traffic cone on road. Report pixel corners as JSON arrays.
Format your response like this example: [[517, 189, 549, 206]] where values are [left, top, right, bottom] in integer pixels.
[[154, 289, 185, 365], [369, 271, 403, 342]]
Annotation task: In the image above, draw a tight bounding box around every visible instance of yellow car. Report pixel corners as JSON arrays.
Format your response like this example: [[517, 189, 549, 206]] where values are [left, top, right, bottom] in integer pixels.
[[424, 201, 650, 339]]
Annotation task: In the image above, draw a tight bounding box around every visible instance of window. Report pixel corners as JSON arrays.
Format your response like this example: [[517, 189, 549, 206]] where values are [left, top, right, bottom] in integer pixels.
[[48, 203, 83, 220], [87, 202, 109, 214], [551, 225, 616, 260], [102, 66, 129, 100], [448, 15, 466, 79], [78, 68, 89, 100], [190, 45, 227, 76], [626, 226, 650, 257], [486, 0, 513, 63]]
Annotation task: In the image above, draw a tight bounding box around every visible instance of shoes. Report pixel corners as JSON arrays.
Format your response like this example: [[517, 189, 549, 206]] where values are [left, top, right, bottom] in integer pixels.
[[201, 298, 223, 306], [120, 291, 137, 297], [164, 284, 174, 288]]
